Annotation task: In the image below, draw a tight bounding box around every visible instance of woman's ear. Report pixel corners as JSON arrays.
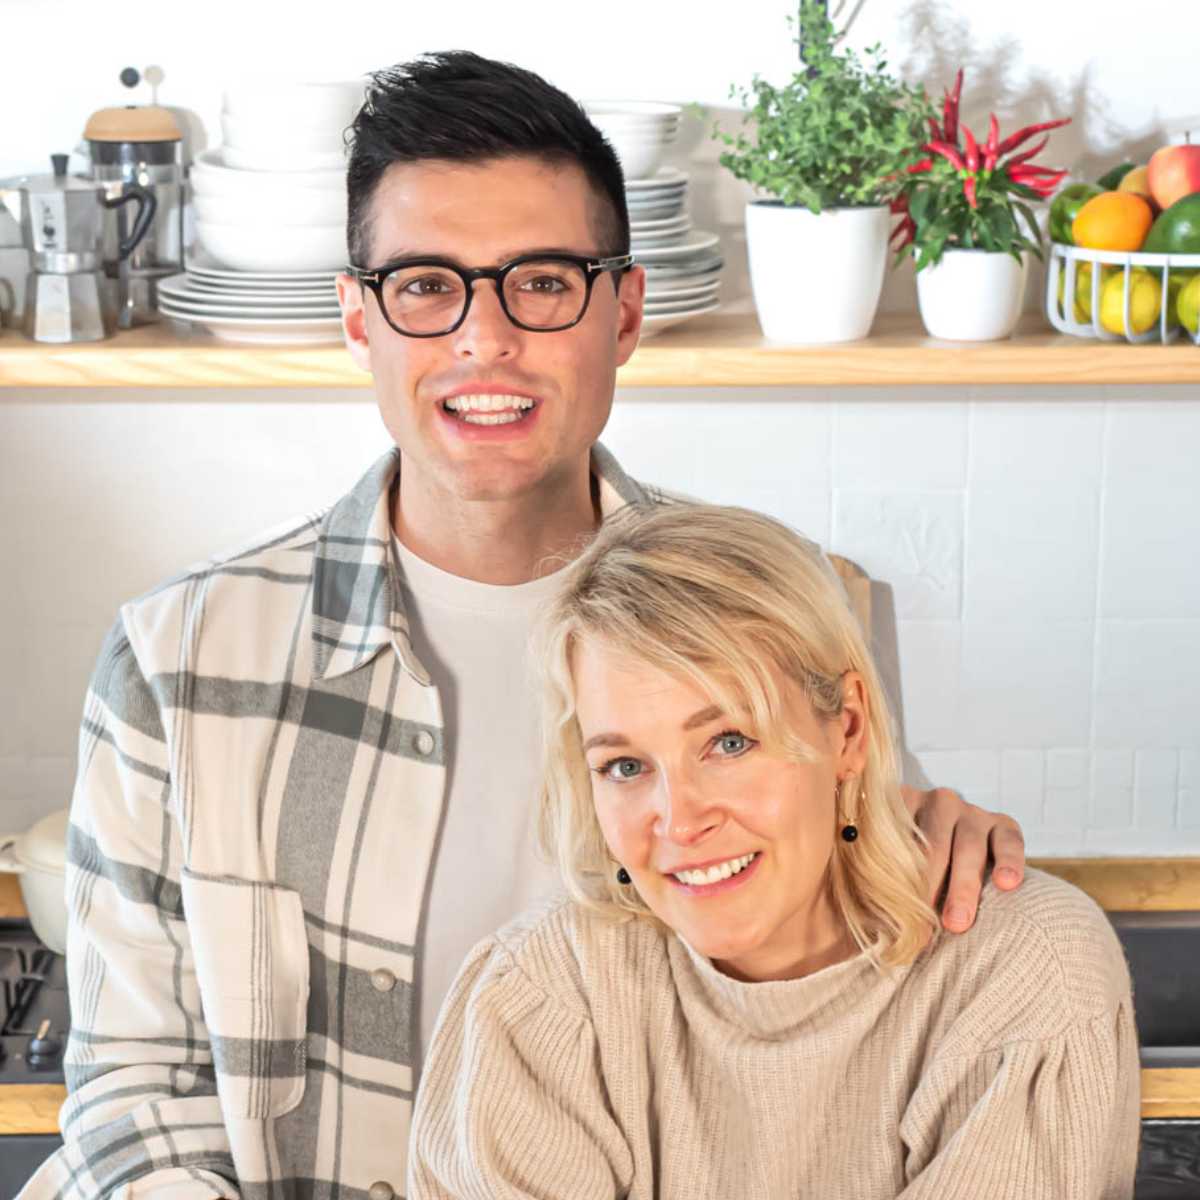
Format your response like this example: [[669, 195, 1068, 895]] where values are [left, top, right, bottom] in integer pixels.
[[835, 671, 870, 778]]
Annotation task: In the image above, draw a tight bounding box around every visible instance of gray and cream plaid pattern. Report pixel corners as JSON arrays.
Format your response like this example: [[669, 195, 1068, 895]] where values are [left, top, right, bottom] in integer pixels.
[[20, 444, 650, 1200]]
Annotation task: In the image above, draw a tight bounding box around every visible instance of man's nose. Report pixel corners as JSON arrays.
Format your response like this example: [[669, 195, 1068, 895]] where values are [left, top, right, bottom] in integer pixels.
[[451, 279, 521, 360]]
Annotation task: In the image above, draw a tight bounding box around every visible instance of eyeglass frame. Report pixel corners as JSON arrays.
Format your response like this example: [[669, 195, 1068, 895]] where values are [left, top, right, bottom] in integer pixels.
[[343, 251, 636, 338]]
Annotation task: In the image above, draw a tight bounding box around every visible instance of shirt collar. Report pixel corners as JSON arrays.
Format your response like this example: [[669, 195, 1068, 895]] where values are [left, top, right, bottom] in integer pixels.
[[310, 442, 648, 682]]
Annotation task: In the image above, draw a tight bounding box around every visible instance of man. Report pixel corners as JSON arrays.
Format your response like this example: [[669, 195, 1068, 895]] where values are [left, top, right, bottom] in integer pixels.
[[22, 51, 1026, 1200]]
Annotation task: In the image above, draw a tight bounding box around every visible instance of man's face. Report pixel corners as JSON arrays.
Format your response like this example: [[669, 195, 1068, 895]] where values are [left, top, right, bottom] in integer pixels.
[[337, 156, 645, 504]]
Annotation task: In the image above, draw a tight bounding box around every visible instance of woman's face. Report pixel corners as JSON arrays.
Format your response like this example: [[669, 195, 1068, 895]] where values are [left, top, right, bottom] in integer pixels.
[[574, 636, 869, 982]]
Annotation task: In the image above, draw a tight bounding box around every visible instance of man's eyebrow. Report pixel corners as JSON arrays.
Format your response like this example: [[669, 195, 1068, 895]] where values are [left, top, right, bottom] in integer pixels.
[[374, 246, 591, 266], [581, 705, 725, 754]]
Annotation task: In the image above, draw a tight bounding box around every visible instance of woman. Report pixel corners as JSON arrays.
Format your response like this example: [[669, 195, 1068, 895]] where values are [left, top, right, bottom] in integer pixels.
[[408, 504, 1140, 1199]]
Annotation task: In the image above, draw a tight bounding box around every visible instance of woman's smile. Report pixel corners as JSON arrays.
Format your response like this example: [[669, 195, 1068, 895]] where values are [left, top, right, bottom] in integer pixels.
[[665, 850, 762, 895]]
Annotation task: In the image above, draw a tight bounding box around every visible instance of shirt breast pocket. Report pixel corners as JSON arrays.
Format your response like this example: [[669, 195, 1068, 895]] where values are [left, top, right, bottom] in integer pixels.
[[181, 868, 310, 1119]]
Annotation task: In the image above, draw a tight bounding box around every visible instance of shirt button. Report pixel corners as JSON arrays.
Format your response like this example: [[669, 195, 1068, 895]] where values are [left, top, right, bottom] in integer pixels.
[[370, 967, 396, 993], [413, 730, 435, 756], [368, 1182, 395, 1200]]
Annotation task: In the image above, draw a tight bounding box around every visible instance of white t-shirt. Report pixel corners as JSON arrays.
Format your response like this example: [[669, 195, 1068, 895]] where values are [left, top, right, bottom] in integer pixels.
[[393, 536, 570, 1062]]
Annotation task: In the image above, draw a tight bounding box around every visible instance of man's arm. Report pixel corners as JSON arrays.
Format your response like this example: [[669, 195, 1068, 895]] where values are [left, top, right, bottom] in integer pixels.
[[901, 786, 1027, 933], [19, 620, 237, 1200]]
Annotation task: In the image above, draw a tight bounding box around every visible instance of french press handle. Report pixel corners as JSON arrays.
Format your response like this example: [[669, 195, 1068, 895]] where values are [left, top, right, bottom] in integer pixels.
[[101, 184, 158, 260]]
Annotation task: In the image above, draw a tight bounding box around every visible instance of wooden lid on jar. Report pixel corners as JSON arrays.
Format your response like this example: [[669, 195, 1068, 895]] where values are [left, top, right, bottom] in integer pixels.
[[84, 105, 182, 143]]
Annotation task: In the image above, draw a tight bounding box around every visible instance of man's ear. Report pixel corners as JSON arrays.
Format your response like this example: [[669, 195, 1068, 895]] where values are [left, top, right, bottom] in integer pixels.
[[615, 264, 646, 366], [337, 273, 373, 373]]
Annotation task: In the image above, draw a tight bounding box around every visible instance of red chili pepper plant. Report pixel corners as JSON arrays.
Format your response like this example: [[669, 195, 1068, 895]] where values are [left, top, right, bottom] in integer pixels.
[[892, 69, 1070, 272]]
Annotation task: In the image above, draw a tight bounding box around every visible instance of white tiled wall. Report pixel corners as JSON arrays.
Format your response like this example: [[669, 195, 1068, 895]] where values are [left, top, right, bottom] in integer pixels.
[[2, 389, 1197, 856]]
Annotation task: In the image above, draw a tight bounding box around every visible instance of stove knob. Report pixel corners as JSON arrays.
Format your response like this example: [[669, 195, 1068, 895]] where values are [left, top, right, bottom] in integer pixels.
[[29, 1020, 62, 1061]]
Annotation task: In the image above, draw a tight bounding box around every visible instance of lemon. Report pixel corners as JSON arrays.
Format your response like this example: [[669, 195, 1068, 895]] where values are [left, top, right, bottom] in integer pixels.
[[1058, 261, 1112, 322], [1178, 273, 1200, 334], [1099, 267, 1162, 335]]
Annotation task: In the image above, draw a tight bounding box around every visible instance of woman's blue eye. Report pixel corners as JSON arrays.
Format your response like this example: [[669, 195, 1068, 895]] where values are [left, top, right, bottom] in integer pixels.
[[598, 757, 643, 782], [713, 731, 752, 757]]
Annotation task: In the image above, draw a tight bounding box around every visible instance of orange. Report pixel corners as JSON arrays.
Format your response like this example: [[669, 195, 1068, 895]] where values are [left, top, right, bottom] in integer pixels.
[[1072, 191, 1154, 251]]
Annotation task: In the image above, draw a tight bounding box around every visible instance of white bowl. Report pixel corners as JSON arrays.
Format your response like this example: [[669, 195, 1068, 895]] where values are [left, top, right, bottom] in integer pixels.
[[197, 219, 347, 272], [193, 189, 346, 227], [221, 144, 348, 173], [584, 100, 683, 119], [191, 148, 345, 194], [221, 112, 347, 154], [604, 134, 672, 180], [223, 80, 365, 126]]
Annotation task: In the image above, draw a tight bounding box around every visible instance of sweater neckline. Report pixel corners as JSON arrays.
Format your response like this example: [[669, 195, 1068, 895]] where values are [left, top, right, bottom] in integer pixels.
[[669, 932, 894, 1039]]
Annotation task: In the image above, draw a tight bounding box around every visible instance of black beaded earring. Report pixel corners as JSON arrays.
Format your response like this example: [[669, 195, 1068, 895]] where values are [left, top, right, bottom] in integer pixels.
[[838, 776, 861, 843], [616, 866, 632, 885]]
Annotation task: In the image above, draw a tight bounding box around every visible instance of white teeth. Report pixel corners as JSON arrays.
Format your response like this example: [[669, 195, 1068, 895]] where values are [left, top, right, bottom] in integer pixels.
[[460, 411, 523, 425], [444, 393, 536, 414], [673, 852, 757, 887]]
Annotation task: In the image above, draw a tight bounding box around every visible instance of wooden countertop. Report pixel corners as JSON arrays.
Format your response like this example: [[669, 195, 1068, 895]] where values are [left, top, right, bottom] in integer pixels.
[[3, 313, 1200, 390], [3, 863, 1198, 1129]]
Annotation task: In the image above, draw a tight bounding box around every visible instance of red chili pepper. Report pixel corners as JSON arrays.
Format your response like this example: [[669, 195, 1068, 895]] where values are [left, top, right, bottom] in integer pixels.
[[927, 116, 943, 142], [994, 117, 1071, 159], [905, 157, 934, 174], [890, 215, 916, 249], [1002, 134, 1049, 168], [983, 113, 999, 170], [962, 124, 980, 172], [963, 175, 978, 209], [925, 140, 967, 171], [1009, 163, 1063, 177], [943, 68, 964, 145]]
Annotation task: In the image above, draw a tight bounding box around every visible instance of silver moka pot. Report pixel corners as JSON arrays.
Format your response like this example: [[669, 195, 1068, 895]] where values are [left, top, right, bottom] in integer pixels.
[[0, 155, 156, 343], [84, 97, 184, 328]]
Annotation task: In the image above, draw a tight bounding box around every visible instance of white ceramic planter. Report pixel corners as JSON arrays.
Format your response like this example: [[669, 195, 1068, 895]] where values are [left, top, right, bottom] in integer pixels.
[[916, 249, 1028, 341], [745, 202, 890, 343]]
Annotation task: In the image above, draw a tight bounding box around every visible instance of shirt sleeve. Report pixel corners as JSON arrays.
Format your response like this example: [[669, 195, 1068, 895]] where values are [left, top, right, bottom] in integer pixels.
[[407, 932, 635, 1200], [896, 996, 1141, 1199], [18, 619, 238, 1200]]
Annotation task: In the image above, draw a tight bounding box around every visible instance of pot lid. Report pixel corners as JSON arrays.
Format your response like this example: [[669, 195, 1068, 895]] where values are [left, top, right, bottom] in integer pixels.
[[84, 105, 182, 143], [16, 808, 69, 873]]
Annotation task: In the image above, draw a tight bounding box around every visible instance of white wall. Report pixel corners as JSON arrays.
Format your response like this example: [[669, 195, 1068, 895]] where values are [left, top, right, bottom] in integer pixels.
[[2, 1, 1199, 852]]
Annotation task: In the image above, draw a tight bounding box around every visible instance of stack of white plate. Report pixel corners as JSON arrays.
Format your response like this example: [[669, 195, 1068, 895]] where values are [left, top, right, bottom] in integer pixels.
[[584, 101, 681, 181], [627, 167, 722, 337], [157, 265, 342, 344], [191, 80, 363, 274]]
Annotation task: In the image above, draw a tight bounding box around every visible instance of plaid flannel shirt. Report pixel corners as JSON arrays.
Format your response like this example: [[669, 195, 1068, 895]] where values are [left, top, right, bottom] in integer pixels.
[[19, 444, 650, 1200]]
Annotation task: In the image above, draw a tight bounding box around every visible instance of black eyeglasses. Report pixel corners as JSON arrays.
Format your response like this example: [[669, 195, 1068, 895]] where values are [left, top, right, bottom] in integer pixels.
[[343, 251, 634, 338]]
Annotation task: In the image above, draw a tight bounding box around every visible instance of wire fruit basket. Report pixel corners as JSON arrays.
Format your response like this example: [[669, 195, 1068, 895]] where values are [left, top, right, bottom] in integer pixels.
[[1045, 243, 1200, 345]]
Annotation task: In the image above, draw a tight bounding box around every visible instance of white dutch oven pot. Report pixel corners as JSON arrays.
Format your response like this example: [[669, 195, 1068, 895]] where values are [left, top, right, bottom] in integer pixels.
[[0, 808, 69, 953]]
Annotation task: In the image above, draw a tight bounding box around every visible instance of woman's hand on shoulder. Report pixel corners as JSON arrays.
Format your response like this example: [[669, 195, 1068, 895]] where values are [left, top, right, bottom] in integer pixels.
[[901, 786, 1026, 934]]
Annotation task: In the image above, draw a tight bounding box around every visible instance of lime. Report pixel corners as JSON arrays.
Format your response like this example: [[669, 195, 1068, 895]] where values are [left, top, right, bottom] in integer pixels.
[[1099, 268, 1162, 335], [1049, 183, 1103, 245], [1097, 162, 1137, 190], [1178, 273, 1200, 334]]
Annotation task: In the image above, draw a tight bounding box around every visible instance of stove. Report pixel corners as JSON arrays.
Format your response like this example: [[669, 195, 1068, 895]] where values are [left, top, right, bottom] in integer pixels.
[[0, 919, 68, 1200]]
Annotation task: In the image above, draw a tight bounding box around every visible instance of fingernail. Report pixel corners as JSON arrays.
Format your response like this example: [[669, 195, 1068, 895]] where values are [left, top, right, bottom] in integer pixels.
[[947, 905, 971, 928], [996, 868, 1019, 886]]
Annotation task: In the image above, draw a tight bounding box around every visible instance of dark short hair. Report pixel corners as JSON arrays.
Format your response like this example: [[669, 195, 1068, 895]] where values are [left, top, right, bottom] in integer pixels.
[[345, 50, 630, 267]]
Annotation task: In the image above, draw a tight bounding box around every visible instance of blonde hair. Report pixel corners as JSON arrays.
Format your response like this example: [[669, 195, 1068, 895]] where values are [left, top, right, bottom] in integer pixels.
[[535, 502, 938, 968]]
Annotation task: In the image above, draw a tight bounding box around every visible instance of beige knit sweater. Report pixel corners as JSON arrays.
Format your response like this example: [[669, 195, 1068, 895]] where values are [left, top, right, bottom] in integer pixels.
[[408, 868, 1141, 1199]]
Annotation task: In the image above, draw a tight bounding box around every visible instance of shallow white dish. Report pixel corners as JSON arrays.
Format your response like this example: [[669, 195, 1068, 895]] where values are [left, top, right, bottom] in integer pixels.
[[631, 230, 720, 262], [645, 280, 721, 303], [183, 278, 337, 302], [191, 148, 345, 194], [630, 212, 690, 232], [161, 300, 341, 322], [197, 219, 346, 272], [626, 200, 684, 222], [625, 166, 687, 191], [220, 145, 348, 173], [631, 231, 691, 250], [159, 276, 339, 312], [640, 256, 723, 279], [639, 300, 721, 338], [161, 308, 344, 344]]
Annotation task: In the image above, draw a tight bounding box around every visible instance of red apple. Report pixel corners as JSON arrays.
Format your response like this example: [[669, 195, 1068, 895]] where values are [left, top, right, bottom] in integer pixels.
[[1147, 144, 1200, 211]]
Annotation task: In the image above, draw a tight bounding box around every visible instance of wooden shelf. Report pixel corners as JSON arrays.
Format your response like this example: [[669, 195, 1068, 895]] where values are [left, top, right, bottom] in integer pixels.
[[3, 313, 1200, 391]]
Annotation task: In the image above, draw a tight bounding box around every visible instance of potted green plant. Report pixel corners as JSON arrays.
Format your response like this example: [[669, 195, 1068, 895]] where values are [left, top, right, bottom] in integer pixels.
[[711, 0, 933, 343], [893, 69, 1070, 340]]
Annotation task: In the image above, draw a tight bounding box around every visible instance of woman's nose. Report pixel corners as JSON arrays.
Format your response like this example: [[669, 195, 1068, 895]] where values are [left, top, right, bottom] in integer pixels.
[[655, 773, 722, 845]]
